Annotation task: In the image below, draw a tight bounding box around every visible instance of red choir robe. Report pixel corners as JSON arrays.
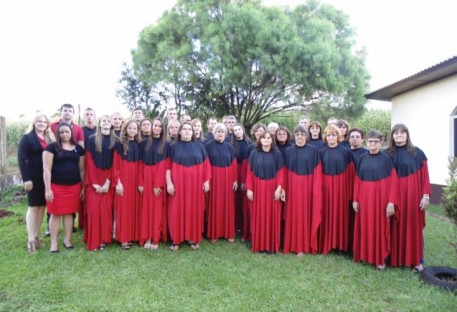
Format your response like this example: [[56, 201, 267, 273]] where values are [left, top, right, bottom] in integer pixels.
[[233, 139, 253, 240], [138, 139, 169, 245], [84, 135, 115, 250], [390, 145, 430, 267], [246, 148, 285, 253], [319, 144, 355, 254], [353, 151, 398, 266], [167, 140, 211, 245], [113, 140, 141, 244], [283, 144, 323, 254], [205, 140, 237, 241]]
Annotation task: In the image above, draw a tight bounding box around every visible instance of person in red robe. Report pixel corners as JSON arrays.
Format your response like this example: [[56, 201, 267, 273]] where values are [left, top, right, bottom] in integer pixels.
[[387, 123, 431, 271], [113, 120, 142, 250], [353, 130, 398, 270], [205, 123, 238, 243], [283, 125, 323, 256], [166, 122, 211, 251], [231, 123, 253, 239], [319, 125, 355, 254], [246, 131, 285, 254], [138, 117, 169, 250], [84, 115, 117, 251]]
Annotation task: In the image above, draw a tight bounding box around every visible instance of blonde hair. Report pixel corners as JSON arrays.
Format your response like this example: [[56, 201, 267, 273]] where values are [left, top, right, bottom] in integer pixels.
[[26, 114, 55, 143]]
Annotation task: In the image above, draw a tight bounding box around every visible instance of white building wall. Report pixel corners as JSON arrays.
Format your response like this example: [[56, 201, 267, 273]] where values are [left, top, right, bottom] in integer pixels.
[[391, 74, 457, 186]]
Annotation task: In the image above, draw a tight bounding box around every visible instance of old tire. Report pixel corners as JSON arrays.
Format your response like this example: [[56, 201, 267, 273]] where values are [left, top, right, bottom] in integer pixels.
[[420, 266, 457, 291]]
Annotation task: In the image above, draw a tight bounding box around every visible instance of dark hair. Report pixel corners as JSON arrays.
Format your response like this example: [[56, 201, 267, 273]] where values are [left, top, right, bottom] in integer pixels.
[[250, 123, 268, 140], [293, 125, 309, 140], [146, 117, 166, 154], [366, 130, 383, 140], [308, 121, 322, 140], [139, 118, 153, 139], [60, 103, 74, 112], [177, 121, 194, 142], [132, 106, 144, 114], [387, 123, 415, 155], [231, 123, 252, 155], [55, 122, 76, 156], [255, 131, 276, 151], [348, 127, 365, 139], [275, 126, 291, 144]]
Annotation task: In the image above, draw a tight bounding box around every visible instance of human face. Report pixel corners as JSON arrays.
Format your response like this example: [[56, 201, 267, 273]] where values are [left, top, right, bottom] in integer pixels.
[[338, 125, 348, 136], [167, 110, 177, 121], [349, 131, 363, 149], [309, 125, 320, 139], [126, 122, 138, 140], [260, 133, 273, 150], [152, 120, 163, 138], [99, 116, 112, 132], [111, 114, 123, 130], [326, 132, 338, 147], [254, 127, 265, 140], [233, 125, 244, 139], [299, 119, 309, 129], [132, 110, 144, 122], [84, 110, 96, 125], [214, 128, 226, 143], [169, 123, 180, 137], [268, 124, 278, 135], [60, 107, 74, 122], [328, 118, 337, 126], [180, 124, 193, 141], [140, 120, 152, 135], [393, 129, 407, 146], [294, 132, 307, 147], [58, 125, 72, 143], [34, 116, 48, 133], [276, 130, 288, 144], [192, 122, 202, 137], [367, 138, 381, 154], [207, 119, 217, 132], [225, 118, 236, 131]]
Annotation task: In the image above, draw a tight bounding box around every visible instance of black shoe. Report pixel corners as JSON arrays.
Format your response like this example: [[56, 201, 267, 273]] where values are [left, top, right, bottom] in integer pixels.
[[44, 230, 50, 237], [72, 226, 77, 233], [63, 243, 74, 250]]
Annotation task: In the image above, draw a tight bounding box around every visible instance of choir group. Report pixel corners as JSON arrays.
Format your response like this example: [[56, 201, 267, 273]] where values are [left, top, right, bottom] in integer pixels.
[[18, 103, 430, 271]]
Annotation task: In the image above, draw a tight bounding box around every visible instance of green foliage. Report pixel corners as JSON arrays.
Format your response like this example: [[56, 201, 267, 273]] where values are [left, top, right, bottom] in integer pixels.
[[6, 120, 28, 156], [442, 157, 457, 254], [352, 109, 391, 138], [124, 0, 369, 127]]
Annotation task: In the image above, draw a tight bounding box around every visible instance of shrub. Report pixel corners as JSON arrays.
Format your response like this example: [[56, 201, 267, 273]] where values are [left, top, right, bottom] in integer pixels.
[[6, 120, 28, 156], [441, 157, 457, 255]]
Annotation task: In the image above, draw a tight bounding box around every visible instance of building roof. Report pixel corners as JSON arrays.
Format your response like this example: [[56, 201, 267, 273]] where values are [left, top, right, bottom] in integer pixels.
[[365, 56, 457, 102]]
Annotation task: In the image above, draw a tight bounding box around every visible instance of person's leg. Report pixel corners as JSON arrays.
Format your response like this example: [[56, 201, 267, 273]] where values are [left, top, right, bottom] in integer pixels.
[[49, 214, 61, 252], [44, 212, 51, 236], [63, 214, 74, 247], [34, 206, 45, 247], [26, 207, 37, 253]]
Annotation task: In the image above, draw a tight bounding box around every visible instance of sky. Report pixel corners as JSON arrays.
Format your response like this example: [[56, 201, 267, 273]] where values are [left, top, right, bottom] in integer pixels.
[[0, 0, 456, 120]]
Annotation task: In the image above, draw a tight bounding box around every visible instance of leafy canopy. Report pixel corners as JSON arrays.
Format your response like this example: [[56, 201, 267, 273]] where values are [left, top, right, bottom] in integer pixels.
[[122, 0, 369, 127]]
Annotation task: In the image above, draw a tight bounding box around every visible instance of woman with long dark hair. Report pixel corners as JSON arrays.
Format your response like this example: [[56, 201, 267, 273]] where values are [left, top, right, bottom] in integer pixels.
[[138, 117, 169, 250], [388, 124, 430, 272], [43, 122, 85, 253]]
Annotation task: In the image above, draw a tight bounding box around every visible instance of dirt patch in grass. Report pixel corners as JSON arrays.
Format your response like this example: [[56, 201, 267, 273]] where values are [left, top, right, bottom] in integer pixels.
[[0, 209, 12, 219]]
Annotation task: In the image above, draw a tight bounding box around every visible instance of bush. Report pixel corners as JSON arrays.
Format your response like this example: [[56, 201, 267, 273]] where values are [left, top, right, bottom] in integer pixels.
[[6, 120, 28, 156], [352, 109, 391, 139], [441, 157, 457, 255]]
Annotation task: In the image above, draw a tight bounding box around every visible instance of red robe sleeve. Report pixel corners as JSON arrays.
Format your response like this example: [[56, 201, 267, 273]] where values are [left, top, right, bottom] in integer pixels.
[[421, 160, 431, 196]]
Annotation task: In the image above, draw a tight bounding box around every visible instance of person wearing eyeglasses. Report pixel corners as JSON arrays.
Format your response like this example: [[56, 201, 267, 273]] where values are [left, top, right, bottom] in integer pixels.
[[319, 125, 355, 255], [352, 130, 398, 270], [387, 124, 430, 272], [282, 125, 322, 256]]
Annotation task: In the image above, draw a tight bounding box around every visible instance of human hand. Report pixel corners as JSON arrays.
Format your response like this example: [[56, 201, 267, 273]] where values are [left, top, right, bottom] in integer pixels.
[[386, 203, 395, 217]]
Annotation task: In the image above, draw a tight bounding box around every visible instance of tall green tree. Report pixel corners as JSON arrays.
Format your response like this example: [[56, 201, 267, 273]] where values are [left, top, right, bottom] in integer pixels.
[[126, 0, 369, 127]]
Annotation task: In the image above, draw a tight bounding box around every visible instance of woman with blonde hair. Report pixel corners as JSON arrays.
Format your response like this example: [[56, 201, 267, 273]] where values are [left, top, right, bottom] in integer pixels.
[[18, 114, 55, 253]]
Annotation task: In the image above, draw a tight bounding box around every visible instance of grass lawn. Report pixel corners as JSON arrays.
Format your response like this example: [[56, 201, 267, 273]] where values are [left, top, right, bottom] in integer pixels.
[[0, 196, 456, 311]]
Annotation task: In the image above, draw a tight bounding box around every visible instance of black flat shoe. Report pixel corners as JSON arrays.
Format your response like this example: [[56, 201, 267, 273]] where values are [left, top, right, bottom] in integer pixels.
[[63, 243, 74, 250], [50, 249, 59, 253]]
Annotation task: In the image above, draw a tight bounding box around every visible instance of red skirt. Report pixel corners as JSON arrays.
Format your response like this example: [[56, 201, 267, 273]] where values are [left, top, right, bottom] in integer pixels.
[[47, 183, 81, 215]]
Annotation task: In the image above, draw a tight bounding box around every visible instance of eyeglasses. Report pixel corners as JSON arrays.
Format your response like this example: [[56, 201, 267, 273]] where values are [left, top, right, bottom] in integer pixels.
[[350, 135, 361, 139], [367, 139, 381, 144], [294, 133, 306, 137]]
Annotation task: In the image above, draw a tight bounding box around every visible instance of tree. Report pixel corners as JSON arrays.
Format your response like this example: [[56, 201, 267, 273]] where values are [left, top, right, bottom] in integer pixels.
[[126, 0, 369, 128]]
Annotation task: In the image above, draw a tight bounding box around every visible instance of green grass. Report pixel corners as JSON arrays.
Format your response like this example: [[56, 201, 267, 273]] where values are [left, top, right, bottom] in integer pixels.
[[1, 198, 456, 311]]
